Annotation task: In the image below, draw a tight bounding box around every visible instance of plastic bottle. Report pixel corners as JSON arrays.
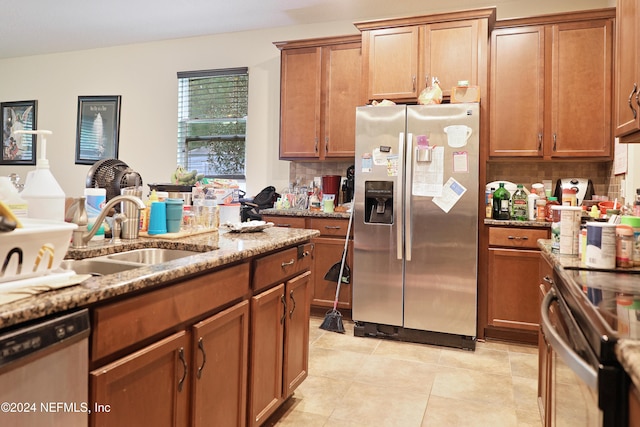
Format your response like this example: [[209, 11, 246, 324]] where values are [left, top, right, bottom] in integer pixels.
[[527, 189, 539, 221], [536, 198, 547, 222], [18, 130, 66, 221], [545, 196, 560, 222], [492, 183, 511, 220], [562, 188, 577, 206], [511, 184, 528, 221], [485, 187, 494, 219], [84, 188, 106, 241], [634, 189, 640, 217], [0, 176, 28, 218]]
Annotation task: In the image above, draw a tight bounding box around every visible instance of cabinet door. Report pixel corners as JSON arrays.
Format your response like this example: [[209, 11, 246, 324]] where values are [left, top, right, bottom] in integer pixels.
[[614, 0, 640, 138], [550, 19, 613, 157], [191, 301, 249, 427], [248, 284, 285, 427], [283, 271, 311, 398], [424, 19, 479, 98], [487, 248, 541, 331], [279, 47, 322, 158], [362, 26, 420, 101], [538, 256, 554, 427], [490, 26, 545, 157], [90, 331, 190, 427], [322, 42, 362, 158], [311, 237, 353, 309]]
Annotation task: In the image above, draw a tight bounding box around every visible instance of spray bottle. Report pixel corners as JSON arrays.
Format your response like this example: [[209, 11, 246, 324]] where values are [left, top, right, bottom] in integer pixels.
[[15, 130, 66, 221]]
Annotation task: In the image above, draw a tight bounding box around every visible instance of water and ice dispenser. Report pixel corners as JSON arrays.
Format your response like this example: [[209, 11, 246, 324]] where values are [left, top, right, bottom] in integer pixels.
[[364, 181, 393, 224]]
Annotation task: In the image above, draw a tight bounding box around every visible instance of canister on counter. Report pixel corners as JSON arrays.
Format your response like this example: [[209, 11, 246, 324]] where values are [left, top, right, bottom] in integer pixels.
[[616, 224, 634, 268], [620, 216, 640, 267], [585, 222, 616, 269], [552, 205, 581, 255]]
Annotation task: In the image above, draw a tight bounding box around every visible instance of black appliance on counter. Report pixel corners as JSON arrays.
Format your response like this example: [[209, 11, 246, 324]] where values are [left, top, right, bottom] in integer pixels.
[[541, 262, 630, 426], [554, 178, 595, 205], [342, 165, 354, 204]]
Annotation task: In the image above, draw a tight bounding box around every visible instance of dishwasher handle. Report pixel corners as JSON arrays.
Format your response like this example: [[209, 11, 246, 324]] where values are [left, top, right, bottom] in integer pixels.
[[540, 288, 598, 389]]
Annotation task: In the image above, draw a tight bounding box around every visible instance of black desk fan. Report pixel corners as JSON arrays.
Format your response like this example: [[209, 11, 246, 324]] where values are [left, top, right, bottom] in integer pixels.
[[85, 158, 143, 210]]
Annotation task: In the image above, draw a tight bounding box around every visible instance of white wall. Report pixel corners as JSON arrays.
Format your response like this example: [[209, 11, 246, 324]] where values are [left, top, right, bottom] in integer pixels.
[[0, 0, 613, 199]]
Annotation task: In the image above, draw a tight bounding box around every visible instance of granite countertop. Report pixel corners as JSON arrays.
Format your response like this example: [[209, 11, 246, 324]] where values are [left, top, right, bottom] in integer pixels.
[[537, 239, 640, 389], [0, 227, 320, 330], [261, 208, 351, 219], [484, 218, 551, 227]]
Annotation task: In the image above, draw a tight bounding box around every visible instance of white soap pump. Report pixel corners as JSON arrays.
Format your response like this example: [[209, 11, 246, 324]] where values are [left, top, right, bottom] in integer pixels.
[[14, 129, 66, 221]]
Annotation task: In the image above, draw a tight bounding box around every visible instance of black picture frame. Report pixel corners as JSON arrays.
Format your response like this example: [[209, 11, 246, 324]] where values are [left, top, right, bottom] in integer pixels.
[[1, 100, 37, 165], [75, 95, 121, 165]]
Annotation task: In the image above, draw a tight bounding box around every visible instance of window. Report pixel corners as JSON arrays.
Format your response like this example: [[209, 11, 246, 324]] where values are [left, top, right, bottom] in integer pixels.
[[177, 67, 248, 179]]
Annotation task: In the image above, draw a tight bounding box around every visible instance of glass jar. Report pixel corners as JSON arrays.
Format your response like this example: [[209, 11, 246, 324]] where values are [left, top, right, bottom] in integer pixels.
[[545, 196, 560, 222], [616, 224, 634, 268]]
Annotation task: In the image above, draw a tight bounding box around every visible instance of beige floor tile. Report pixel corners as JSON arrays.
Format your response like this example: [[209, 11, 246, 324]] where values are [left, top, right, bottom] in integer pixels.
[[512, 376, 540, 413], [313, 329, 380, 354], [516, 408, 543, 427], [438, 345, 512, 376], [508, 343, 538, 355], [421, 395, 518, 427], [510, 351, 539, 380], [430, 366, 515, 406], [478, 339, 511, 351], [353, 354, 437, 395], [373, 339, 442, 364], [289, 375, 351, 416], [308, 346, 368, 380], [330, 381, 429, 426]]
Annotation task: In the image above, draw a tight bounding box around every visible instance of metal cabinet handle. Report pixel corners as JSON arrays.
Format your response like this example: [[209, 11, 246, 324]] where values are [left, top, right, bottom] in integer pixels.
[[538, 134, 542, 151], [324, 226, 341, 230], [281, 259, 295, 268], [275, 223, 292, 227], [289, 289, 296, 319], [196, 337, 206, 379], [314, 137, 318, 153], [507, 235, 529, 240], [178, 347, 187, 392], [280, 294, 287, 325], [412, 75, 416, 92], [325, 137, 329, 154], [629, 83, 638, 119], [543, 275, 554, 284], [636, 89, 640, 109], [552, 133, 557, 151]]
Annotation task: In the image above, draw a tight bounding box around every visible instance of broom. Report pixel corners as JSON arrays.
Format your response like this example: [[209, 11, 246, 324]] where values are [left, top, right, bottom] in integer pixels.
[[319, 201, 354, 333]]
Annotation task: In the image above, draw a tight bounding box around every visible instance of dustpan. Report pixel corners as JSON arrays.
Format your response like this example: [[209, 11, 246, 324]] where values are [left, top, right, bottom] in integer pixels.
[[323, 248, 350, 284]]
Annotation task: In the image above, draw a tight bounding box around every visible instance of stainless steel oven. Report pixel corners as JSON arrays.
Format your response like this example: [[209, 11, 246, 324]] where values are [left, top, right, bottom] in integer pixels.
[[541, 267, 629, 427]]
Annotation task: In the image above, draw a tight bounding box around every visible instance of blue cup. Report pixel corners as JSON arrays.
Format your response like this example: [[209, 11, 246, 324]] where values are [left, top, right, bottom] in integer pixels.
[[148, 201, 167, 235], [165, 198, 184, 233]]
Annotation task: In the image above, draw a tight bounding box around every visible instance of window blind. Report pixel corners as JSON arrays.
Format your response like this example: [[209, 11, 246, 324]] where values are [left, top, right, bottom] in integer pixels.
[[177, 67, 248, 179]]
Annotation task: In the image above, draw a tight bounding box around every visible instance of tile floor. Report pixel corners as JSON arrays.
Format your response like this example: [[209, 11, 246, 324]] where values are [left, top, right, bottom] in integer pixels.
[[264, 316, 542, 427]]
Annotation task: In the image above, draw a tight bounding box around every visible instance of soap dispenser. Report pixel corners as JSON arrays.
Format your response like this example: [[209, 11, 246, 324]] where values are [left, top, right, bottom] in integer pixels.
[[15, 129, 66, 221]]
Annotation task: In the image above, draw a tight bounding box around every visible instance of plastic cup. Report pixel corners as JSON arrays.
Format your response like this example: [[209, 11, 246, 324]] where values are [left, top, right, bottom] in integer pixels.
[[148, 201, 167, 235], [165, 198, 184, 233]]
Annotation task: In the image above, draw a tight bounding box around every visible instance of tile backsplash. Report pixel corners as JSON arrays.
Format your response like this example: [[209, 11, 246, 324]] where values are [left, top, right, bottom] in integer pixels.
[[288, 161, 354, 189], [487, 160, 621, 202]]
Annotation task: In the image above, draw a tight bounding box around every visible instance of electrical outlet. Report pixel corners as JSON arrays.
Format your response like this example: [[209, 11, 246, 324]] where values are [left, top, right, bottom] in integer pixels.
[[621, 179, 626, 198]]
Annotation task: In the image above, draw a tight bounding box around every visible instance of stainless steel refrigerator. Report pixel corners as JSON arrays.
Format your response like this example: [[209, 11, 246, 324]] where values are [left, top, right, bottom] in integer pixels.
[[352, 103, 479, 350]]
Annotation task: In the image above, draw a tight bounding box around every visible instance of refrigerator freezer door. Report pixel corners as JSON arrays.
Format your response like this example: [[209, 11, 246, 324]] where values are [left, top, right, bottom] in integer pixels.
[[404, 104, 479, 336], [353, 105, 406, 327]]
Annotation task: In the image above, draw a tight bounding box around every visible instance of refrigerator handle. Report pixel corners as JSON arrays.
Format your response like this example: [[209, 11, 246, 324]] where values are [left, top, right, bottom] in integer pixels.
[[396, 132, 405, 261], [405, 133, 412, 262]]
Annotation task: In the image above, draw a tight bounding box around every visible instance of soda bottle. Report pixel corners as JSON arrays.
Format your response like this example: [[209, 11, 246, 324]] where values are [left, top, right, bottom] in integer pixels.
[[492, 183, 511, 220], [511, 184, 528, 221]]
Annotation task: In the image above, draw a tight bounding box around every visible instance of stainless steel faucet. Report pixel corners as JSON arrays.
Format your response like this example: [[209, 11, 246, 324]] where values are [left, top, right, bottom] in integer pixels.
[[71, 195, 146, 249]]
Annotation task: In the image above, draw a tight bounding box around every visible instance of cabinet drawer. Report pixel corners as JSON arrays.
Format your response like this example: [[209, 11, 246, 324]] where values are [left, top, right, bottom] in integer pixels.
[[262, 215, 306, 229], [307, 218, 351, 238], [91, 263, 250, 363], [489, 227, 548, 249], [252, 243, 314, 292]]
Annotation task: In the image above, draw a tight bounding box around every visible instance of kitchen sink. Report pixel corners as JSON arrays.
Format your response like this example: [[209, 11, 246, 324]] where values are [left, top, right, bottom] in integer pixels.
[[59, 259, 141, 276], [104, 248, 201, 264]]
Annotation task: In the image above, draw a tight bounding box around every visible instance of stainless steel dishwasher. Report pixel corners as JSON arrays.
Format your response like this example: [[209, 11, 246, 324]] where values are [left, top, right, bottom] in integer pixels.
[[0, 309, 90, 427]]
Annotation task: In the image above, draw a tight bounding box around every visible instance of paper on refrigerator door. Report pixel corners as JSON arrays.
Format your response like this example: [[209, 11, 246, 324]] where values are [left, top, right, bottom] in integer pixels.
[[412, 146, 444, 197], [432, 177, 467, 213]]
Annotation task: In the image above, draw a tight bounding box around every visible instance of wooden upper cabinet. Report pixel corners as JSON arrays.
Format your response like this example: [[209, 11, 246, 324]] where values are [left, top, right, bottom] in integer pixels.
[[490, 26, 545, 156], [489, 9, 614, 159], [275, 35, 362, 160], [361, 26, 420, 100], [551, 19, 613, 157], [356, 8, 496, 103], [615, 0, 640, 142]]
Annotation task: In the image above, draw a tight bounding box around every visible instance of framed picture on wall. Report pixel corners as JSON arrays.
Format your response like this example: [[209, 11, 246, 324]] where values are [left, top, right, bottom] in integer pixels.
[[1, 100, 37, 165], [75, 95, 121, 165]]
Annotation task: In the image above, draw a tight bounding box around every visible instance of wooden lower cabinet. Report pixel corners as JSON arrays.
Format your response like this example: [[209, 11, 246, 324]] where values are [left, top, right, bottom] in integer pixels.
[[486, 226, 549, 343], [311, 236, 352, 309], [90, 301, 250, 427], [248, 271, 311, 427], [537, 254, 554, 426]]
